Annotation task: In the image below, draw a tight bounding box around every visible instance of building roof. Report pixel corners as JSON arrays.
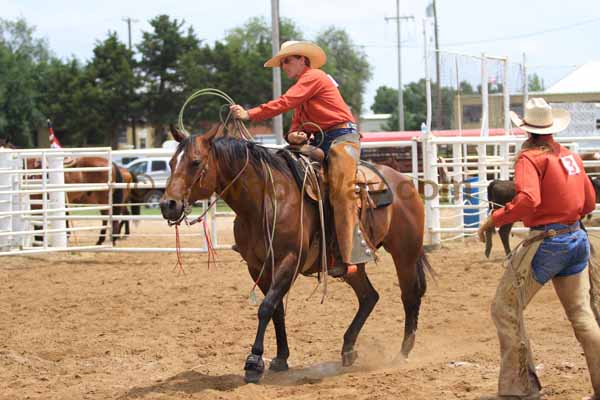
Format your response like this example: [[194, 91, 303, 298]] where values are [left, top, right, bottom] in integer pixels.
[[546, 62, 600, 94]]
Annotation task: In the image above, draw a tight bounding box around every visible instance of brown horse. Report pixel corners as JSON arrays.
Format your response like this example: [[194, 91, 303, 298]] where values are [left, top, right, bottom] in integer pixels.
[[160, 125, 431, 383], [26, 157, 140, 245], [63, 157, 140, 245]]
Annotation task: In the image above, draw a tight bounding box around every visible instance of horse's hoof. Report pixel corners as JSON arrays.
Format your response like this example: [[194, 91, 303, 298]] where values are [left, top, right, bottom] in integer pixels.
[[269, 357, 289, 372], [244, 353, 264, 384], [401, 333, 416, 358], [342, 350, 358, 367]]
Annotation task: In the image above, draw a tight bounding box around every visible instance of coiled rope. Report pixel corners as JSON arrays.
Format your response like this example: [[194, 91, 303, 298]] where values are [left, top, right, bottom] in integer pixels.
[[177, 88, 254, 141]]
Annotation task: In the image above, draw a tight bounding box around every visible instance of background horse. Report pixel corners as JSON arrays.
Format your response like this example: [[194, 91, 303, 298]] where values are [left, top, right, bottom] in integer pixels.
[[63, 157, 141, 245], [160, 125, 432, 383], [25, 157, 140, 245], [484, 177, 600, 257]]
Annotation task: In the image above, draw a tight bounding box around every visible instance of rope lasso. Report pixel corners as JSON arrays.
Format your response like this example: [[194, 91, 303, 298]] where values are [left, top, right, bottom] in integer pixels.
[[173, 225, 186, 275], [177, 88, 254, 141]]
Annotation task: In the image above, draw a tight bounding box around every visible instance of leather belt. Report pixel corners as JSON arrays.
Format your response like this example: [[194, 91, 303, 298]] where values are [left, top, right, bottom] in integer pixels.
[[523, 224, 580, 247], [325, 122, 356, 133], [530, 221, 579, 231]]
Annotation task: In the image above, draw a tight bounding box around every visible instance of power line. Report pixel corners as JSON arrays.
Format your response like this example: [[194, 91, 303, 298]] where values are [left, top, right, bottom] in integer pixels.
[[443, 16, 600, 47], [354, 16, 600, 49]]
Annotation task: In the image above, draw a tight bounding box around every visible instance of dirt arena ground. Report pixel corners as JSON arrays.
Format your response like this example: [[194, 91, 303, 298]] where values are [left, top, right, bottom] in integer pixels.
[[1, 216, 598, 400]]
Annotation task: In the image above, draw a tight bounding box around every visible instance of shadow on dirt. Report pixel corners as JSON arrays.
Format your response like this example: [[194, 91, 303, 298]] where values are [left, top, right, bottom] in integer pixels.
[[120, 358, 382, 397]]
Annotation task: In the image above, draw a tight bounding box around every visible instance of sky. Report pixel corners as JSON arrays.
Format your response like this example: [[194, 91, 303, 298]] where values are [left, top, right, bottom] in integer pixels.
[[4, 0, 600, 113]]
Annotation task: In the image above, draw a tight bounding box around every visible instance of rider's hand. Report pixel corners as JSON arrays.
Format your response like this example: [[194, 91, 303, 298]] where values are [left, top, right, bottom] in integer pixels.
[[230, 105, 249, 120], [287, 131, 308, 145], [477, 216, 495, 243]]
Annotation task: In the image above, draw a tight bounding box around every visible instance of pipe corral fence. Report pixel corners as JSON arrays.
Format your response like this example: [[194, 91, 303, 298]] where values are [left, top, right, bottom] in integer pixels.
[[0, 141, 423, 256]]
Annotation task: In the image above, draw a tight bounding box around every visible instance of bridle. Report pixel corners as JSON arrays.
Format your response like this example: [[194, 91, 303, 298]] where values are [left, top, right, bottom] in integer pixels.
[[168, 136, 250, 227]]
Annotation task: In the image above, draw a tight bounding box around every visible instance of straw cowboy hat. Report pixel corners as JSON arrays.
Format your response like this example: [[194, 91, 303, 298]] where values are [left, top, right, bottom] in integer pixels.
[[510, 97, 571, 135], [264, 41, 327, 69]]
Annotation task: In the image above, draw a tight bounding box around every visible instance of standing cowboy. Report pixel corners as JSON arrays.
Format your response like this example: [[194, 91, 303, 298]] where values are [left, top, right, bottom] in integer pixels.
[[477, 98, 600, 400], [230, 40, 373, 277]]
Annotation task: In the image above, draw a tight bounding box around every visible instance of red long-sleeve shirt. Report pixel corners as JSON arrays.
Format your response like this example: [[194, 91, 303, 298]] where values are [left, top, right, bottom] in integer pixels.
[[247, 68, 355, 133], [492, 137, 597, 227]]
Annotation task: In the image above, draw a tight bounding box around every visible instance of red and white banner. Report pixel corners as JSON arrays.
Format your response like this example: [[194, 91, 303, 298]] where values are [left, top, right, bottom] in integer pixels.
[[47, 119, 61, 149]]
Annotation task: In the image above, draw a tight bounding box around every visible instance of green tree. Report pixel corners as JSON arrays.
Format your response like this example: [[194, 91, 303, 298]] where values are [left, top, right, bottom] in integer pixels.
[[178, 17, 303, 132], [380, 79, 455, 131], [137, 15, 200, 142], [459, 81, 475, 95], [36, 57, 92, 146], [85, 32, 138, 147], [371, 86, 397, 114], [316, 27, 372, 118], [0, 18, 51, 147], [528, 73, 544, 92]]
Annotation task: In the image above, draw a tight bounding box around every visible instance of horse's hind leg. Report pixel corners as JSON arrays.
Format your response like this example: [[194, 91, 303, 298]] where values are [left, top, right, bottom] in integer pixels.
[[341, 264, 379, 367], [119, 207, 130, 239], [97, 210, 108, 245], [389, 251, 426, 359], [111, 207, 121, 244]]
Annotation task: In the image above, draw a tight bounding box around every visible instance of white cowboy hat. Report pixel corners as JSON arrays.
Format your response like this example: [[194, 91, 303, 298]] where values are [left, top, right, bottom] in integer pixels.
[[509, 97, 570, 135], [264, 40, 327, 69]]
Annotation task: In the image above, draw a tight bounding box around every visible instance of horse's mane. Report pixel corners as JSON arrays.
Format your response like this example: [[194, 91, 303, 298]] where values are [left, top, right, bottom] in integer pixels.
[[212, 137, 291, 178], [177, 132, 291, 178]]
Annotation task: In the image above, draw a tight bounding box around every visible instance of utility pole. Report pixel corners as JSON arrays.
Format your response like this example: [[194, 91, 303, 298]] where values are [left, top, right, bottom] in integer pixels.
[[271, 0, 284, 144], [123, 17, 138, 148], [385, 1, 413, 131], [432, 0, 442, 130]]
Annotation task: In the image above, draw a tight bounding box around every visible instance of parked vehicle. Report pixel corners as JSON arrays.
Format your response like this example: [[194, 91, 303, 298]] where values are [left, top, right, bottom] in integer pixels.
[[126, 157, 171, 208], [112, 155, 139, 167]]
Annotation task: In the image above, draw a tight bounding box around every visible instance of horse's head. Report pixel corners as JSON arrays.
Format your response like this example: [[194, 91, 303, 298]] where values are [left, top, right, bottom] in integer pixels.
[[160, 125, 222, 223]]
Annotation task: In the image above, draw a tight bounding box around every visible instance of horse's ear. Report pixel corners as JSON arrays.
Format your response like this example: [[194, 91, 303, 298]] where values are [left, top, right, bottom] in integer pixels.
[[170, 124, 187, 143]]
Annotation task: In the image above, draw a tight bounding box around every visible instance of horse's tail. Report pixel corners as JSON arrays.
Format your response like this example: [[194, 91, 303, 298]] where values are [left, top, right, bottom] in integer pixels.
[[416, 250, 435, 298]]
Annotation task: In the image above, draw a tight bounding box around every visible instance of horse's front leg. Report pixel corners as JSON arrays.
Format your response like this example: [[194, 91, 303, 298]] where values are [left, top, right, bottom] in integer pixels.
[[245, 253, 296, 384]]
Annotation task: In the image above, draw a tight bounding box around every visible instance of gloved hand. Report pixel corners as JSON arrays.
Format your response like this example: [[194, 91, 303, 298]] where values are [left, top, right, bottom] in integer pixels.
[[477, 216, 495, 243], [287, 131, 308, 145], [230, 104, 249, 120]]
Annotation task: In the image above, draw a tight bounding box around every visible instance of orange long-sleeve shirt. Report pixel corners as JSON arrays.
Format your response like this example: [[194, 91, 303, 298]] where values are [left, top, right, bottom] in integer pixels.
[[492, 137, 597, 227], [247, 68, 355, 134]]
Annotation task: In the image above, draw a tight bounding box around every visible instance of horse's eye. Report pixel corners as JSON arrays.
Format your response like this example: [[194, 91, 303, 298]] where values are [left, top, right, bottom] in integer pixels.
[[191, 159, 202, 167]]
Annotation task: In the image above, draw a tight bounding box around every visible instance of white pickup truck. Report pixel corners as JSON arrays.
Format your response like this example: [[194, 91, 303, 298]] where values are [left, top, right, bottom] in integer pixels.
[[126, 157, 171, 208]]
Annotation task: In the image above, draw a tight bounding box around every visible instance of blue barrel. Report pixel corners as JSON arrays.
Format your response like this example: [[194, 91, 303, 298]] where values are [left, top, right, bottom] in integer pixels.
[[463, 177, 480, 228]]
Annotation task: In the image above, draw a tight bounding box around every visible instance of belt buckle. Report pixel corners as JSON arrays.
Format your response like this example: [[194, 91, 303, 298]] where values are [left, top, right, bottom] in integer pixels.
[[547, 229, 557, 238]]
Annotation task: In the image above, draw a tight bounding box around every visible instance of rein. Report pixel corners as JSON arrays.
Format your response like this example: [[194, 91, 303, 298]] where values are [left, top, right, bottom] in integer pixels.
[[187, 146, 251, 226], [169, 144, 250, 271]]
